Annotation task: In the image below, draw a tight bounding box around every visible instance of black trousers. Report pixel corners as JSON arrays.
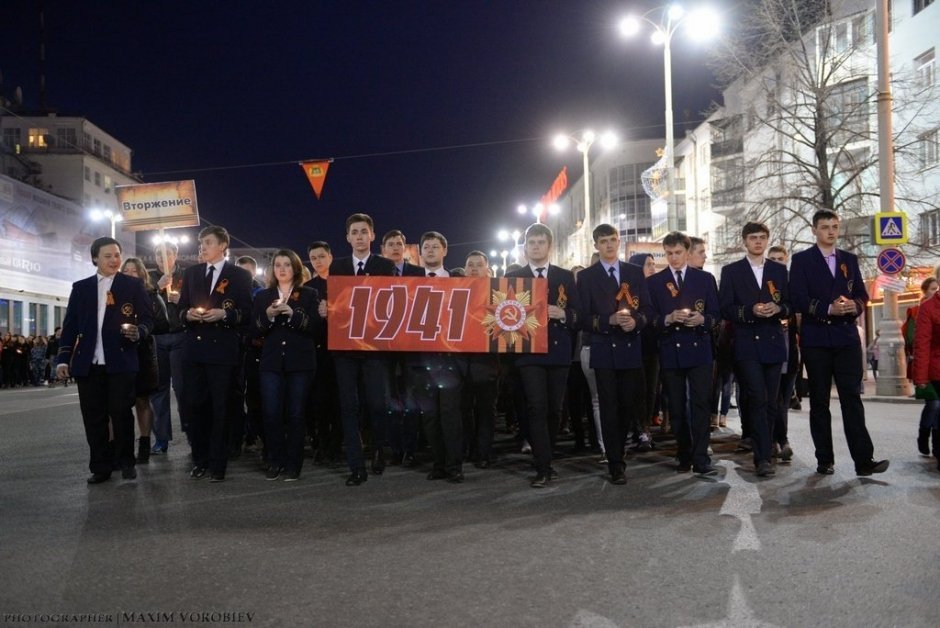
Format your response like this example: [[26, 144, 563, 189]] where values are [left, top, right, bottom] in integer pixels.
[[803, 345, 874, 465], [77, 367, 136, 475], [595, 367, 646, 475], [411, 365, 463, 474], [775, 368, 798, 445], [307, 349, 342, 457], [661, 364, 713, 469], [518, 365, 569, 474], [183, 361, 238, 475], [334, 355, 389, 472], [735, 360, 782, 465]]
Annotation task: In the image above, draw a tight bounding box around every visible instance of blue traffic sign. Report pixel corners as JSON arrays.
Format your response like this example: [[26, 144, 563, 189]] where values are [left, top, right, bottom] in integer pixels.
[[876, 247, 906, 275]]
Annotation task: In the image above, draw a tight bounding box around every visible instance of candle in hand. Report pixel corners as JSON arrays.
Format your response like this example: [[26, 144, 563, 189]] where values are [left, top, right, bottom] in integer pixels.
[[195, 307, 206, 315]]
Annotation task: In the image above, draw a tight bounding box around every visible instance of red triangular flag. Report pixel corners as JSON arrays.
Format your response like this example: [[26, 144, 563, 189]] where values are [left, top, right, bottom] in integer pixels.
[[301, 160, 331, 199]]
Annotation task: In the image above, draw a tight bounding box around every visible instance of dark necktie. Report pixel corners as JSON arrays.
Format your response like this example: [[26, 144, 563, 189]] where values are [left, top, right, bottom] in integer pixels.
[[205, 264, 215, 294], [394, 267, 401, 277], [428, 272, 437, 277], [608, 266, 617, 284], [676, 269, 684, 290], [356, 261, 365, 276], [536, 267, 545, 278]]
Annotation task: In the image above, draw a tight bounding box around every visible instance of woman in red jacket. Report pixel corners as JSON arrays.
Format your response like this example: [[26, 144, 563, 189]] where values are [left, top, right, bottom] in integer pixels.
[[912, 279, 940, 470]]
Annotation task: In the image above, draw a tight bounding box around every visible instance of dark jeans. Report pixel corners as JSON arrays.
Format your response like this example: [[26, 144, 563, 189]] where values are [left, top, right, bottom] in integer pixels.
[[920, 399, 940, 431], [77, 367, 136, 475], [334, 355, 389, 473], [661, 364, 712, 470], [802, 345, 874, 466], [151, 332, 185, 442], [595, 367, 645, 475], [260, 370, 315, 473], [183, 361, 238, 475], [518, 365, 568, 474], [735, 361, 781, 465]]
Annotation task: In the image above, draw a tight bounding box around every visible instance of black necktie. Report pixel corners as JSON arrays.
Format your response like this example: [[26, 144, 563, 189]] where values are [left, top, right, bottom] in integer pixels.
[[428, 272, 437, 277], [394, 267, 401, 277], [356, 261, 365, 276], [608, 266, 617, 284], [536, 267, 545, 278], [205, 265, 215, 294], [676, 269, 684, 290]]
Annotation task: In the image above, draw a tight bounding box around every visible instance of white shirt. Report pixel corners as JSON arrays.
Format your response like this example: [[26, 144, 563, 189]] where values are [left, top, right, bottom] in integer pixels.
[[672, 264, 689, 286], [94, 272, 115, 365], [749, 259, 765, 288], [425, 267, 449, 277], [529, 263, 550, 278], [352, 254, 371, 274], [205, 260, 225, 294]]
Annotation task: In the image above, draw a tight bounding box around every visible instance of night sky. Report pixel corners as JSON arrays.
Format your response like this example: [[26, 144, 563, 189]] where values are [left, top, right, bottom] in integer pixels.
[[2, 0, 724, 267]]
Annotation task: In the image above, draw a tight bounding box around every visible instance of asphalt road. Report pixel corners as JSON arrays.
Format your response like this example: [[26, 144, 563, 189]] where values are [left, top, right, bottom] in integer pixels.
[[1, 384, 938, 628]]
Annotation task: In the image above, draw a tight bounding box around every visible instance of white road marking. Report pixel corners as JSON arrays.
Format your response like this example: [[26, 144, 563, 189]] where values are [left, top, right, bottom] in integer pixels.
[[679, 574, 781, 627], [717, 459, 762, 552]]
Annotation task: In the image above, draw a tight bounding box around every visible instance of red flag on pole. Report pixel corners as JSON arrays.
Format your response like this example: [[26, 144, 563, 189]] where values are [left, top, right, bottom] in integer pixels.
[[300, 160, 331, 199]]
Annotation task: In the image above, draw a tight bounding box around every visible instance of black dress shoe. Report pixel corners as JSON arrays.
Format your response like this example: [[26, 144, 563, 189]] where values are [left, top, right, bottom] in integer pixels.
[[530, 473, 548, 488], [610, 471, 627, 485], [402, 453, 418, 468], [676, 462, 692, 473], [371, 449, 386, 475], [86, 473, 111, 484], [209, 472, 225, 482], [695, 465, 719, 476], [856, 459, 889, 476], [816, 463, 835, 475], [121, 466, 137, 480], [447, 471, 465, 484], [190, 466, 207, 479], [427, 469, 447, 481], [755, 461, 775, 477], [346, 469, 368, 486], [548, 467, 559, 480]]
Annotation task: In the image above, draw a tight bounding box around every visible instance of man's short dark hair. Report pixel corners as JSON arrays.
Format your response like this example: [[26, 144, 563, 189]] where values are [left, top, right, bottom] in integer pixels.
[[198, 225, 230, 247], [420, 231, 448, 248], [466, 250, 488, 264], [346, 213, 374, 233], [663, 231, 691, 250], [307, 241, 331, 253], [689, 236, 705, 249], [236, 255, 258, 270], [525, 223, 553, 246], [592, 223, 618, 243], [382, 229, 406, 245], [90, 237, 121, 266], [449, 267, 466, 277], [742, 222, 770, 239], [812, 209, 839, 226], [768, 244, 788, 257]]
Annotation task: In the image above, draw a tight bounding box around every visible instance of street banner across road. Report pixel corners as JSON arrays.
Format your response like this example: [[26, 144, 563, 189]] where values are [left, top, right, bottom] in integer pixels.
[[115, 180, 200, 231], [328, 276, 548, 353]]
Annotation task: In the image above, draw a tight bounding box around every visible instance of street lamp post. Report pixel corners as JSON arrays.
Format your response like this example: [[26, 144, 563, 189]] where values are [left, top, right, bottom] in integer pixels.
[[553, 130, 617, 228], [619, 4, 719, 231], [89, 208, 123, 238]]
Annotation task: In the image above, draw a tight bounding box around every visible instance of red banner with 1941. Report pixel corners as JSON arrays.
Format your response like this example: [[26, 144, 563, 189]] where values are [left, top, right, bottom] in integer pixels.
[[327, 276, 548, 353]]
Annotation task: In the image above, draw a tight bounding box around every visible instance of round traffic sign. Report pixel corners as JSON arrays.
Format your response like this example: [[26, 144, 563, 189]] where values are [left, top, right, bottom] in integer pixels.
[[876, 247, 906, 275]]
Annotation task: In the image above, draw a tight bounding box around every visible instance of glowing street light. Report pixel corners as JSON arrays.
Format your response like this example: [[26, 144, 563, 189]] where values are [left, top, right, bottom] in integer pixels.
[[619, 3, 719, 230], [553, 129, 618, 228], [89, 208, 123, 238]]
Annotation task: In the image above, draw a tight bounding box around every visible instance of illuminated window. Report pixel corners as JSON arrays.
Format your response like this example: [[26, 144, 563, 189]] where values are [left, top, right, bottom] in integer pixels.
[[28, 128, 48, 149], [104, 175, 112, 193]]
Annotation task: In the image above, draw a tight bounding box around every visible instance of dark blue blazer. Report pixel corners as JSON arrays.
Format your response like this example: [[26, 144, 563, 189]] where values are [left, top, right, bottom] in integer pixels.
[[648, 266, 719, 369], [577, 261, 653, 370], [304, 275, 329, 351], [718, 258, 790, 364], [251, 286, 320, 372], [178, 261, 253, 365], [789, 246, 868, 348], [329, 254, 396, 277], [506, 264, 581, 367], [57, 272, 155, 377], [399, 262, 425, 277]]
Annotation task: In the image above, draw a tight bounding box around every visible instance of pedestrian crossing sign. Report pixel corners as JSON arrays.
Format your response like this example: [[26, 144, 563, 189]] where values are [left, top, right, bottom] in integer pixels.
[[873, 212, 908, 245]]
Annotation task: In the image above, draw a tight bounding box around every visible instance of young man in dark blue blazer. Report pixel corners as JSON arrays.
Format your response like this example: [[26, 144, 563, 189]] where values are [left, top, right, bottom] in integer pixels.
[[576, 224, 653, 484], [789, 209, 888, 476], [648, 231, 720, 476], [327, 213, 396, 486], [718, 222, 791, 477], [506, 223, 581, 488], [56, 237, 155, 484], [178, 225, 254, 482]]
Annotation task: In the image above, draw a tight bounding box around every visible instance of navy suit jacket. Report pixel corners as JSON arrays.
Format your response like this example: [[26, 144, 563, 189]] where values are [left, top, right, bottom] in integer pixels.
[[329, 254, 396, 277], [648, 266, 719, 369], [506, 264, 581, 367], [251, 286, 320, 372], [718, 258, 790, 364], [399, 262, 425, 277], [577, 261, 653, 370], [789, 246, 868, 348], [304, 275, 329, 351], [178, 261, 253, 365], [57, 272, 155, 377]]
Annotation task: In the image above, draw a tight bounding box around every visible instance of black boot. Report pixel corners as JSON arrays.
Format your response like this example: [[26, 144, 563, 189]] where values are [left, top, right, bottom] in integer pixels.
[[137, 437, 150, 463], [918, 428, 931, 456], [933, 429, 940, 470]]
